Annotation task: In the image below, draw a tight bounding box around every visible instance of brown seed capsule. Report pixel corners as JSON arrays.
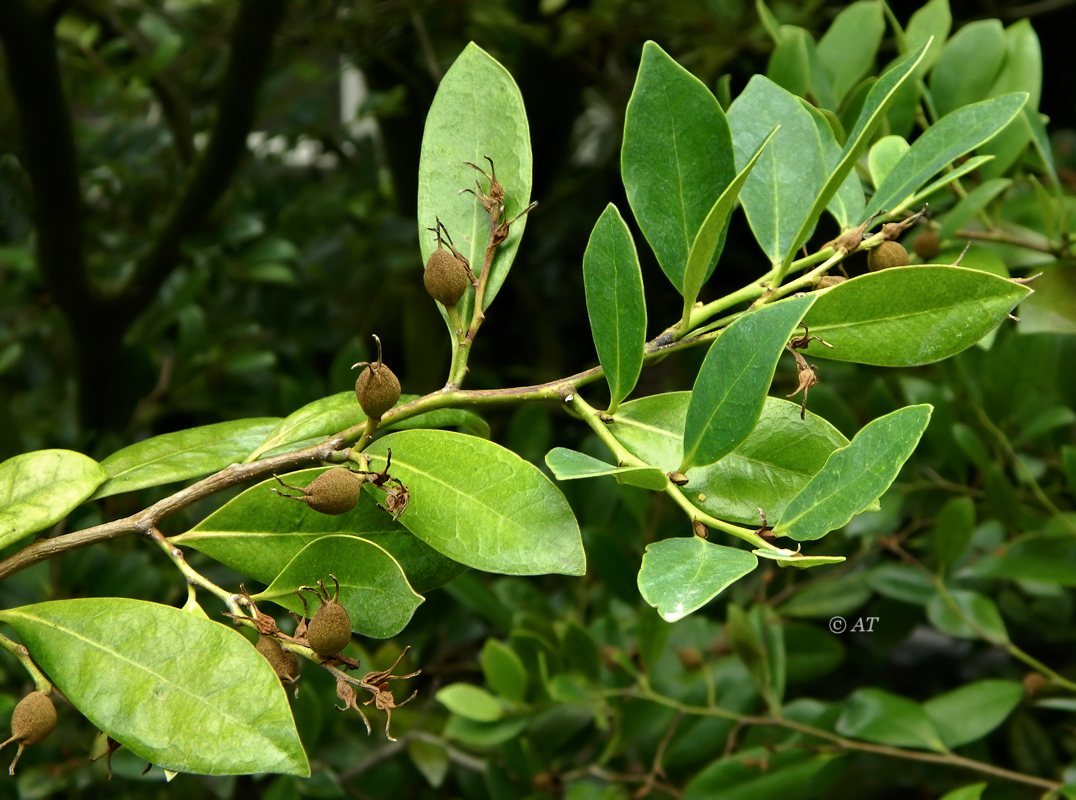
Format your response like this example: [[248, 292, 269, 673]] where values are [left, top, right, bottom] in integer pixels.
[[2, 691, 57, 775], [307, 598, 352, 657], [867, 240, 910, 271], [353, 335, 401, 419], [256, 636, 299, 683], [913, 230, 940, 261], [274, 468, 364, 515], [817, 275, 847, 288], [424, 248, 470, 307]]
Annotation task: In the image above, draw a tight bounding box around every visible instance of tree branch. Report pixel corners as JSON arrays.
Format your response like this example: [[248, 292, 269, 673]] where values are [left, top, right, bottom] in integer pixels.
[[0, 1, 101, 327], [116, 0, 288, 318]]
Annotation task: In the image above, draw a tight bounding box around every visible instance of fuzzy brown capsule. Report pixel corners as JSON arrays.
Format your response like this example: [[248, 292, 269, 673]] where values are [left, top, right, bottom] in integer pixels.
[[273, 468, 364, 515], [867, 241, 909, 271], [256, 635, 299, 683], [307, 599, 352, 657], [353, 335, 401, 419], [2, 691, 57, 775], [913, 231, 940, 260], [424, 248, 469, 307]]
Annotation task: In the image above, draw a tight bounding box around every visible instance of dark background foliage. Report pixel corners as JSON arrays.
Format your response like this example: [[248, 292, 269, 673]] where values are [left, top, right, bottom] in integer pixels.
[[1, 1, 1075, 798]]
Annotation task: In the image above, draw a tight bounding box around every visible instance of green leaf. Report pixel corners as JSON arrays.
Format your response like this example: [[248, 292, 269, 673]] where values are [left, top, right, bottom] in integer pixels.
[[865, 563, 934, 605], [868, 135, 909, 189], [682, 127, 778, 314], [904, 0, 951, 74], [408, 739, 449, 789], [924, 680, 1023, 748], [753, 549, 846, 569], [837, 688, 947, 751], [929, 20, 1006, 117], [582, 204, 646, 411], [96, 418, 280, 498], [173, 468, 462, 593], [901, 155, 995, 214], [480, 640, 528, 702], [939, 785, 987, 800], [775, 405, 932, 541], [436, 684, 505, 723], [780, 572, 870, 618], [0, 449, 106, 547], [612, 394, 850, 524], [684, 749, 842, 800], [622, 41, 734, 289], [864, 93, 1027, 219], [926, 589, 1009, 642], [638, 537, 758, 622], [931, 496, 975, 569], [801, 266, 1030, 366], [727, 76, 826, 264], [816, 1, 884, 105], [248, 393, 361, 460], [544, 447, 668, 491], [968, 532, 1076, 586], [681, 295, 816, 471], [252, 535, 422, 639], [0, 599, 308, 776], [364, 430, 585, 576], [417, 42, 531, 317], [781, 40, 930, 267], [979, 21, 1043, 177], [937, 178, 1011, 240], [803, 103, 865, 229]]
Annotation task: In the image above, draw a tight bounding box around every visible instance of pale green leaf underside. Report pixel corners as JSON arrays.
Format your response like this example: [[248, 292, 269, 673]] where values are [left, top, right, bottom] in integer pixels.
[[801, 266, 1031, 366], [0, 599, 308, 776], [364, 430, 585, 576], [582, 204, 647, 411], [754, 549, 846, 569], [0, 449, 105, 548], [681, 294, 815, 471], [96, 418, 280, 498], [776, 405, 932, 541], [614, 394, 849, 525], [638, 537, 758, 622], [254, 535, 423, 639], [417, 42, 532, 318], [544, 447, 668, 491]]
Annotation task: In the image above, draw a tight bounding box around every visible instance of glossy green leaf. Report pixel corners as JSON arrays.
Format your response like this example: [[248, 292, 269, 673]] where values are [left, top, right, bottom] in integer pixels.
[[864, 93, 1027, 218], [929, 20, 1006, 117], [436, 684, 505, 723], [754, 549, 846, 569], [638, 537, 758, 622], [681, 294, 815, 471], [248, 393, 360, 461], [94, 419, 277, 499], [801, 267, 1030, 366], [968, 532, 1076, 586], [837, 688, 947, 751], [173, 468, 462, 593], [417, 43, 531, 316], [767, 26, 815, 101], [939, 785, 987, 800], [727, 76, 826, 264], [253, 535, 422, 639], [0, 599, 308, 776], [582, 204, 646, 411], [480, 640, 528, 702], [865, 563, 934, 605], [885, 0, 952, 135], [364, 430, 585, 576], [927, 589, 1009, 642], [900, 155, 994, 214], [780, 572, 870, 618], [622, 41, 733, 289], [387, 404, 491, 439], [775, 405, 932, 541], [613, 394, 849, 524], [544, 447, 668, 491], [924, 680, 1023, 748], [868, 135, 909, 189], [938, 178, 1011, 240], [684, 749, 842, 800], [0, 449, 106, 547], [816, 1, 884, 105], [783, 41, 929, 267], [980, 21, 1043, 177], [682, 128, 777, 315]]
